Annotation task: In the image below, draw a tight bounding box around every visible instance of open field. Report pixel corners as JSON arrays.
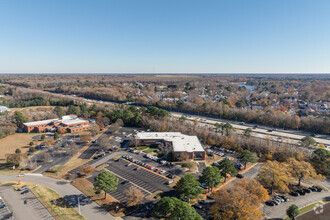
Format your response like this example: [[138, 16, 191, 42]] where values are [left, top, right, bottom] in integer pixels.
[[0, 133, 36, 160], [9, 106, 56, 112]]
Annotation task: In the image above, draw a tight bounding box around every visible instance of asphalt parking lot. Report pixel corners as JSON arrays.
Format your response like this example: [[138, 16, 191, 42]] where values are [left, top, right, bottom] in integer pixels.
[[89, 159, 171, 203], [0, 185, 54, 220]]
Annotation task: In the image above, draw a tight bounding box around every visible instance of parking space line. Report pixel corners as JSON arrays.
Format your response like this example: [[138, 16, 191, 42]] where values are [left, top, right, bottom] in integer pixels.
[[104, 168, 153, 195], [122, 158, 171, 180]]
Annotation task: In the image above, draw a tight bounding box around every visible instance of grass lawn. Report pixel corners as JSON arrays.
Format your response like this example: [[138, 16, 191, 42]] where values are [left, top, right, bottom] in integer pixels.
[[71, 178, 124, 217], [136, 146, 148, 151], [143, 148, 156, 154], [0, 133, 37, 160], [0, 181, 85, 220], [0, 163, 28, 175]]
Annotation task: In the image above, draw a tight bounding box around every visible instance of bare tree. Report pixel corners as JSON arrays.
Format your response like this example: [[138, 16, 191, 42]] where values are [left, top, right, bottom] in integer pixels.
[[125, 186, 144, 207], [41, 152, 50, 163]]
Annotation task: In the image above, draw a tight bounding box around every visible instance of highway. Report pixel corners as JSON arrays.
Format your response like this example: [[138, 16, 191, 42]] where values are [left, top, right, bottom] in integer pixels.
[[171, 113, 330, 149], [35, 89, 330, 149]]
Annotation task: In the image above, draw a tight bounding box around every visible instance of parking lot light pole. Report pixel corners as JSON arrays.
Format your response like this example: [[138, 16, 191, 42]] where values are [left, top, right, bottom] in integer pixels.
[[77, 195, 81, 214]]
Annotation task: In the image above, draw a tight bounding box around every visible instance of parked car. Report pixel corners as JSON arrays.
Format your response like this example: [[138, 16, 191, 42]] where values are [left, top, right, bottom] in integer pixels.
[[167, 174, 175, 179], [290, 191, 299, 196], [303, 188, 311, 193], [154, 168, 161, 172], [0, 204, 6, 209], [199, 200, 206, 205], [193, 203, 203, 209], [116, 158, 123, 162], [159, 170, 166, 175], [166, 180, 174, 185], [296, 190, 305, 196], [236, 174, 244, 178], [265, 200, 275, 206], [21, 189, 29, 194], [278, 195, 288, 202], [207, 194, 215, 200], [18, 185, 28, 191], [122, 180, 129, 184], [126, 163, 132, 167]]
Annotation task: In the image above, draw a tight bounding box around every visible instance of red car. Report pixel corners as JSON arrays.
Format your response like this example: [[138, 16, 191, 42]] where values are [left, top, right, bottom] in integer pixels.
[[154, 168, 161, 172], [146, 165, 152, 169]]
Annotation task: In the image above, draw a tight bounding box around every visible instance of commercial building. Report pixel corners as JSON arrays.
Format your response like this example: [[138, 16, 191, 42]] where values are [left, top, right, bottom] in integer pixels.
[[135, 132, 206, 160], [23, 115, 92, 133]]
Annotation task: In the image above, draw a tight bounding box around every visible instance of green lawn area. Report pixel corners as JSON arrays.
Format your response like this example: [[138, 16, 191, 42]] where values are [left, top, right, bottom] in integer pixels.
[[284, 201, 329, 220], [143, 148, 157, 154], [136, 146, 148, 151]]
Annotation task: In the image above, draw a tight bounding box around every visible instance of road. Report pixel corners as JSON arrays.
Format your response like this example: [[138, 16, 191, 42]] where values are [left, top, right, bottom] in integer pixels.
[[0, 174, 115, 220], [171, 113, 330, 149]]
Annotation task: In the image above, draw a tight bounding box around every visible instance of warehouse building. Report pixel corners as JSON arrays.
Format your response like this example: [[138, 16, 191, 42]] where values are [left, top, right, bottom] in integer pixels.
[[135, 132, 206, 160], [23, 115, 91, 133]]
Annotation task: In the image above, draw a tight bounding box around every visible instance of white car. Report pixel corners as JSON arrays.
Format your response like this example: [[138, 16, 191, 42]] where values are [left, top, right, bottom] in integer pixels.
[[159, 170, 166, 175], [18, 173, 25, 177]]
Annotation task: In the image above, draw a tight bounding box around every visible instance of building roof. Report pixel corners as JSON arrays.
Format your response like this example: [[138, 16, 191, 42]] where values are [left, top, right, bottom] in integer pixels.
[[0, 106, 10, 112], [135, 132, 205, 153], [23, 115, 88, 127]]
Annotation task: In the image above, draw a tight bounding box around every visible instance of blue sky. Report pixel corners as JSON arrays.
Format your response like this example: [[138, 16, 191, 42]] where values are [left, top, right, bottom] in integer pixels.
[[0, 0, 329, 73]]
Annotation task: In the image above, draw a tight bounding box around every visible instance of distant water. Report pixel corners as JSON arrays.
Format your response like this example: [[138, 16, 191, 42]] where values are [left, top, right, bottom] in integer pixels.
[[238, 84, 256, 91]]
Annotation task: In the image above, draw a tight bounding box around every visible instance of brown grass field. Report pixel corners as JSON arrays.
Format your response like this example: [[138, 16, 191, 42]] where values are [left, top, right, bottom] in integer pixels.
[[0, 133, 37, 161]]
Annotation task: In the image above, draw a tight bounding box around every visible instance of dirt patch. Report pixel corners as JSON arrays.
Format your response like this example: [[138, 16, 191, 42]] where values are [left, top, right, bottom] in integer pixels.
[[0, 133, 37, 160]]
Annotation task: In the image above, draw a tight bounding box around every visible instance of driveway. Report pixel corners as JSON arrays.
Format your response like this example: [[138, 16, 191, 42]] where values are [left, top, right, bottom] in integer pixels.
[[0, 174, 115, 220]]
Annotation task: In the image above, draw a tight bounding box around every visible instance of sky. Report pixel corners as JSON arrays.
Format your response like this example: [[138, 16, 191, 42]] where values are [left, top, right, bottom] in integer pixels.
[[0, 0, 330, 74]]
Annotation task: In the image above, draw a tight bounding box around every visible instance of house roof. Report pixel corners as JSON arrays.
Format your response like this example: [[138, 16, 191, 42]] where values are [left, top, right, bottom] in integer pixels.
[[23, 115, 88, 127]]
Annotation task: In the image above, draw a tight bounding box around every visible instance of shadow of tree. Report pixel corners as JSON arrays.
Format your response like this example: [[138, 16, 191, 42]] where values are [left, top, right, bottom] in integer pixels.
[[61, 194, 93, 207]]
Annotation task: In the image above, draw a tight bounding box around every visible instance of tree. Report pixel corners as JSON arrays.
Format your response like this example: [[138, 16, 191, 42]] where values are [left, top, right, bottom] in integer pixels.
[[311, 148, 330, 176], [244, 128, 252, 137], [286, 204, 299, 220], [15, 148, 21, 154], [300, 136, 317, 148], [29, 147, 36, 153], [176, 174, 203, 201], [41, 134, 46, 141], [94, 171, 118, 199], [80, 133, 91, 142], [54, 106, 65, 117], [179, 115, 187, 122], [125, 186, 144, 207], [218, 159, 237, 182], [13, 111, 28, 128], [200, 166, 223, 192], [152, 197, 202, 220], [79, 165, 95, 175], [211, 178, 268, 220], [287, 158, 324, 186], [57, 127, 67, 134], [257, 161, 292, 194], [29, 141, 34, 146], [239, 150, 256, 169], [54, 133, 59, 140], [224, 123, 233, 137], [41, 152, 50, 163], [6, 153, 27, 166]]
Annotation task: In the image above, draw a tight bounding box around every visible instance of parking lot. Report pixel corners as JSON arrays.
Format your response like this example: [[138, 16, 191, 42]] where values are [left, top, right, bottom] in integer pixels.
[[0, 185, 54, 220], [89, 159, 171, 203]]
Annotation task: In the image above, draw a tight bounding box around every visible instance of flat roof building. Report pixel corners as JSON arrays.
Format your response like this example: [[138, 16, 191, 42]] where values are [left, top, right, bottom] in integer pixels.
[[23, 115, 92, 133], [135, 132, 206, 160]]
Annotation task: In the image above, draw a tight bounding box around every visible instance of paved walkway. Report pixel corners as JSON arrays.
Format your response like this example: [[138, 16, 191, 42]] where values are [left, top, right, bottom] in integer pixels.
[[0, 174, 116, 220]]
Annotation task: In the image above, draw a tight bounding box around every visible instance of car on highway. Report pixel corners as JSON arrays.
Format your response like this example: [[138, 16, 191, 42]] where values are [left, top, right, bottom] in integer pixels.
[[18, 173, 26, 177]]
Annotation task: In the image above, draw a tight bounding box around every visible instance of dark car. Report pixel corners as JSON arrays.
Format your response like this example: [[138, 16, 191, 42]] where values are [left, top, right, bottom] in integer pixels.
[[0, 204, 6, 209], [309, 187, 317, 192], [207, 194, 215, 200], [290, 191, 299, 196], [167, 174, 175, 179], [313, 186, 322, 192], [193, 203, 203, 209], [199, 200, 207, 205], [122, 180, 130, 184], [236, 174, 244, 178], [303, 188, 311, 193], [265, 200, 275, 206], [21, 189, 29, 194], [296, 190, 305, 196], [278, 195, 288, 202]]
